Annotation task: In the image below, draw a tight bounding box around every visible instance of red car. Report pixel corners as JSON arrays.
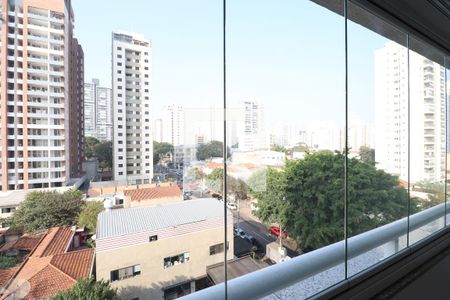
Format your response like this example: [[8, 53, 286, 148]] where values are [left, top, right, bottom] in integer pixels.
[[268, 226, 286, 237]]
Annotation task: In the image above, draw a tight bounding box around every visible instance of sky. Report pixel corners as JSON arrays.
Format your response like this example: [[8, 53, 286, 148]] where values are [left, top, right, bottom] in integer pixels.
[[72, 0, 390, 129]]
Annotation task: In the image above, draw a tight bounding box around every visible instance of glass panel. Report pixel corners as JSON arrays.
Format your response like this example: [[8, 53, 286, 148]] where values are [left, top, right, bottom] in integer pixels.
[[227, 1, 345, 298], [347, 1, 408, 276], [408, 37, 446, 245], [446, 57, 450, 226]]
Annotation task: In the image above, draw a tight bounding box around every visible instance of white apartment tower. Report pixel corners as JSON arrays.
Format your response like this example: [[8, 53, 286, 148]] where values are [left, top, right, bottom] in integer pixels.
[[375, 42, 446, 183], [238, 101, 268, 151], [84, 79, 113, 141], [163, 104, 184, 146], [112, 31, 153, 185], [0, 0, 84, 191]]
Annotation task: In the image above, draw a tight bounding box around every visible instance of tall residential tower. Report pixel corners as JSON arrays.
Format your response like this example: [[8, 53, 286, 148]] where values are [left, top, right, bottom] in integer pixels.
[[0, 0, 83, 191], [375, 42, 446, 183], [84, 79, 113, 141], [112, 31, 153, 184]]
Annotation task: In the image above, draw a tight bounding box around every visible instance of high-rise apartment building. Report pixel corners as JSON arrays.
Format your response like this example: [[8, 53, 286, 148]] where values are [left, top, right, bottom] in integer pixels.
[[84, 79, 113, 141], [375, 42, 446, 183], [112, 31, 153, 185], [163, 104, 184, 147], [0, 0, 83, 191], [68, 37, 84, 178], [153, 118, 163, 143], [238, 101, 268, 151]]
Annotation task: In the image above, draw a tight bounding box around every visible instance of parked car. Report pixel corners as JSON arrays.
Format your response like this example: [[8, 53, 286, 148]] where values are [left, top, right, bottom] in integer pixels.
[[234, 228, 246, 239], [211, 193, 223, 200], [226, 202, 237, 210], [268, 226, 286, 237]]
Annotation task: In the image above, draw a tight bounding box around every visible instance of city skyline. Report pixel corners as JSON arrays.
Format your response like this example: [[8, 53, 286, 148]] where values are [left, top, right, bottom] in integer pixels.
[[72, 0, 390, 129]]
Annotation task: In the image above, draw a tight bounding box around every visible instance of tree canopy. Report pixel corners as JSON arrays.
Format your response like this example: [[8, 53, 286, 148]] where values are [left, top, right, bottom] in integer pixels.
[[77, 201, 104, 233], [249, 151, 414, 251], [12, 190, 84, 232], [50, 278, 120, 300], [196, 141, 230, 161], [85, 137, 113, 171], [153, 141, 174, 165], [359, 146, 375, 164]]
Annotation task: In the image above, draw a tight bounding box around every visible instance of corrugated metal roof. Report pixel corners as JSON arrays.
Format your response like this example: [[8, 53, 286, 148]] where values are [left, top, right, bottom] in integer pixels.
[[97, 198, 227, 239]]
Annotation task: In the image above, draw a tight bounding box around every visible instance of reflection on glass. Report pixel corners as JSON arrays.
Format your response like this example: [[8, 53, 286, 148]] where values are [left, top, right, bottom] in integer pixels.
[[408, 38, 446, 245], [446, 59, 450, 226], [227, 0, 345, 298], [347, 1, 409, 276]]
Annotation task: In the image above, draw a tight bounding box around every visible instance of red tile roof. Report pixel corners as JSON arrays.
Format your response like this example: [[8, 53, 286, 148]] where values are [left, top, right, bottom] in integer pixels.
[[50, 249, 94, 280], [124, 186, 182, 202], [1, 227, 94, 300], [36, 227, 73, 257], [0, 267, 18, 287]]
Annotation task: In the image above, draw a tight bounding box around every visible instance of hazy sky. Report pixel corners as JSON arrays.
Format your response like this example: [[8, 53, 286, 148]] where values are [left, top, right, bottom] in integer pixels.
[[73, 0, 390, 128]]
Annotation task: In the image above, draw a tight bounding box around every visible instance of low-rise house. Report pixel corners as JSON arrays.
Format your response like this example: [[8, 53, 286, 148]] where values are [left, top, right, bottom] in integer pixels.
[[0, 227, 94, 299], [123, 186, 183, 208], [96, 199, 233, 299]]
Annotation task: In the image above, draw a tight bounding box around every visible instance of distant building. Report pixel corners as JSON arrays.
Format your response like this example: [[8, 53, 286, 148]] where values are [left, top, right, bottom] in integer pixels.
[[153, 118, 164, 143], [163, 104, 184, 146], [123, 186, 182, 208], [232, 150, 286, 167], [375, 42, 446, 182], [238, 101, 269, 151], [84, 79, 113, 141], [96, 199, 234, 299], [112, 31, 153, 185]]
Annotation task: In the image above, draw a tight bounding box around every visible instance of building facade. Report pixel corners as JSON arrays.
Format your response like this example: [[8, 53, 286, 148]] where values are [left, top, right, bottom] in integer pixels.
[[375, 41, 446, 183], [84, 79, 113, 141], [112, 31, 153, 185], [0, 0, 83, 191], [68, 37, 84, 178], [153, 118, 163, 143], [163, 104, 184, 146], [238, 101, 268, 151], [96, 199, 234, 300]]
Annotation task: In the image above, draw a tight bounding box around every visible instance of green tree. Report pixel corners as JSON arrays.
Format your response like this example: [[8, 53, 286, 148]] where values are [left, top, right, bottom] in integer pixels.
[[12, 190, 84, 232], [50, 278, 120, 300], [153, 141, 174, 165], [249, 151, 414, 251], [248, 168, 287, 226], [227, 176, 248, 201], [0, 256, 18, 269], [205, 168, 223, 193], [94, 141, 113, 171], [196, 141, 230, 161], [359, 146, 375, 164], [77, 201, 104, 233], [85, 137, 100, 159], [271, 144, 287, 153]]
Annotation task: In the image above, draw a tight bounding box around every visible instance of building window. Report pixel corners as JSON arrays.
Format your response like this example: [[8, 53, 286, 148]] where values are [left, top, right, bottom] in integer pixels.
[[164, 252, 190, 269], [110, 265, 141, 282], [209, 243, 225, 255], [1, 207, 15, 214]]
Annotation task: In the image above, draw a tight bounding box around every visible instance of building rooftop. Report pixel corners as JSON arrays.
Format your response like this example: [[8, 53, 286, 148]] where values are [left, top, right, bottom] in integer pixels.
[[124, 186, 182, 202], [97, 198, 227, 239], [1, 227, 94, 299], [207, 256, 269, 284]]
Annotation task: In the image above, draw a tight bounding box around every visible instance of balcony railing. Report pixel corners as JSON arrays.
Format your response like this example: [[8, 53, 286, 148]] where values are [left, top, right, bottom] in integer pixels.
[[181, 203, 448, 300]]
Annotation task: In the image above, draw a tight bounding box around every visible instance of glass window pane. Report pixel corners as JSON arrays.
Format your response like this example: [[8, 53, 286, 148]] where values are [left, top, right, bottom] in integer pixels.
[[408, 37, 446, 245], [227, 1, 346, 299], [446, 57, 450, 227], [347, 1, 409, 276]]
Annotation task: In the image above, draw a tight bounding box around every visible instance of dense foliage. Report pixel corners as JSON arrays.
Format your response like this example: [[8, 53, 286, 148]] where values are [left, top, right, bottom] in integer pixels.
[[359, 146, 375, 164], [0, 256, 18, 269], [205, 168, 248, 200], [77, 201, 104, 233], [250, 151, 414, 251], [50, 278, 120, 300], [85, 137, 113, 171], [153, 141, 174, 165], [196, 141, 230, 161], [12, 190, 84, 232]]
